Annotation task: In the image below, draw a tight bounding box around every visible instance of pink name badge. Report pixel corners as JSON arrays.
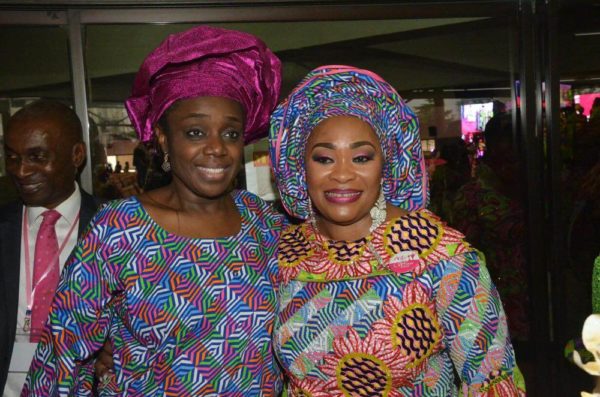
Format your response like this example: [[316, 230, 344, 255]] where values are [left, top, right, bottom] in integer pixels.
[[387, 251, 420, 274]]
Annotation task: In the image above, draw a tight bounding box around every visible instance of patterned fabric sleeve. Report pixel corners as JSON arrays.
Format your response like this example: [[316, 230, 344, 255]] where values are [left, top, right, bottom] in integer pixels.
[[434, 248, 526, 396], [22, 208, 115, 396]]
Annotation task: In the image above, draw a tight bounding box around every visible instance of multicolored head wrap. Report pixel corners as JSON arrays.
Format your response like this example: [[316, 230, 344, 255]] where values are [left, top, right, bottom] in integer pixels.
[[126, 25, 281, 143], [269, 65, 428, 220]]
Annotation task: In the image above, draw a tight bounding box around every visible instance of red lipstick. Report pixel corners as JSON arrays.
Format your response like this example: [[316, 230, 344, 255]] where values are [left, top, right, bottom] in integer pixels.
[[324, 189, 362, 204]]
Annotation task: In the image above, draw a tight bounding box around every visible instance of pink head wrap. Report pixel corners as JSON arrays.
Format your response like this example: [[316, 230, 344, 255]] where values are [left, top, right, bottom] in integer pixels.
[[125, 25, 282, 143]]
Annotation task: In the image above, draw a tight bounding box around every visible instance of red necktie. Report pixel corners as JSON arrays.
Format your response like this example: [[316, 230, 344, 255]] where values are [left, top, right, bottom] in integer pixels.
[[30, 209, 61, 342]]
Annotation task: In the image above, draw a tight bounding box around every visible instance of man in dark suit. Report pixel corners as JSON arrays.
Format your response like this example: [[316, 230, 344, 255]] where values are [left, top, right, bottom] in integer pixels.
[[0, 100, 100, 395]]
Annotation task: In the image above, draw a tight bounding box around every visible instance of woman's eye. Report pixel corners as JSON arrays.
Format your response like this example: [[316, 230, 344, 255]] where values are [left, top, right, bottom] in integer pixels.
[[223, 129, 241, 140], [353, 155, 373, 163], [311, 155, 333, 164], [186, 129, 205, 138]]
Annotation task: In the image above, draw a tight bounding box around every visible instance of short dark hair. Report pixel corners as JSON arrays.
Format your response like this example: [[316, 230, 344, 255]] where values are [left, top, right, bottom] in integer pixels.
[[8, 99, 83, 143]]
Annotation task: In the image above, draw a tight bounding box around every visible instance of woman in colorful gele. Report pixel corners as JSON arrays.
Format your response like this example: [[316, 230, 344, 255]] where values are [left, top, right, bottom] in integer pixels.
[[269, 65, 526, 396], [23, 25, 283, 396]]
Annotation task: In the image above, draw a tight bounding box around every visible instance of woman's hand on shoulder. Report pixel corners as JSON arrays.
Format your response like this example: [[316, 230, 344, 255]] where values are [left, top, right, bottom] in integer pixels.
[[94, 340, 114, 378]]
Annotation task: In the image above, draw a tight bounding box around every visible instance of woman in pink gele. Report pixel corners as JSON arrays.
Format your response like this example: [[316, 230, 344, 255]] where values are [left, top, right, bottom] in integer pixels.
[[23, 25, 283, 396]]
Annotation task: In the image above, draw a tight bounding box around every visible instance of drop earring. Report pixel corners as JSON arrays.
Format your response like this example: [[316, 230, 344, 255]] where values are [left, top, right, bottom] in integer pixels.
[[162, 153, 171, 172], [369, 189, 387, 232], [307, 198, 318, 230]]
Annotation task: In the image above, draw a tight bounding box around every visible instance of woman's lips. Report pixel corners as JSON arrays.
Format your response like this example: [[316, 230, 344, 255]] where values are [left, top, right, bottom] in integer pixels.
[[324, 189, 362, 204]]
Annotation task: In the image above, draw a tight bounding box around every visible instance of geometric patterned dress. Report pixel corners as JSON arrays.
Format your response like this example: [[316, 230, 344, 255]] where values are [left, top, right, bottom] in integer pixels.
[[275, 210, 526, 396], [22, 190, 284, 396]]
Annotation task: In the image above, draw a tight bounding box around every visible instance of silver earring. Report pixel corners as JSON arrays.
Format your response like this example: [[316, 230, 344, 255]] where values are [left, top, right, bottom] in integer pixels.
[[307, 198, 318, 230], [369, 189, 387, 232], [162, 153, 171, 172]]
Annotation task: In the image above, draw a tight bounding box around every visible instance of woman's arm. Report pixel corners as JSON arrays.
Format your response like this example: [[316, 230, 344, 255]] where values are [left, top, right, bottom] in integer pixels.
[[434, 249, 526, 396]]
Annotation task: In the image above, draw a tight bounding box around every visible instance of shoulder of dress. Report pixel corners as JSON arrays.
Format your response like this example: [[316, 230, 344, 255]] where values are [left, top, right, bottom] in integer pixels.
[[278, 223, 312, 264], [235, 189, 276, 206], [235, 190, 286, 231], [279, 223, 309, 246], [420, 210, 466, 241], [97, 196, 138, 212], [281, 222, 304, 234], [234, 188, 259, 201], [89, 197, 140, 226], [236, 189, 274, 213], [382, 209, 473, 269]]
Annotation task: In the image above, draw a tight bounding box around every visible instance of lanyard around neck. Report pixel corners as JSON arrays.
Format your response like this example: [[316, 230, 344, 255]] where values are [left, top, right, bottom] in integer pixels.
[[23, 209, 80, 310]]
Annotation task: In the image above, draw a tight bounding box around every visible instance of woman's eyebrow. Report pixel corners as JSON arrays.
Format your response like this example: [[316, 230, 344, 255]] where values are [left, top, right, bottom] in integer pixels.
[[225, 115, 243, 123], [310, 141, 377, 150], [311, 142, 336, 150], [350, 141, 376, 149], [182, 112, 209, 120], [182, 113, 242, 124]]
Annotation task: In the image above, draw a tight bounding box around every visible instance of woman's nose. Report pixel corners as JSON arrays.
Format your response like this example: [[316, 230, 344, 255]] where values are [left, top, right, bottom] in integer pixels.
[[330, 158, 354, 183], [203, 134, 226, 156]]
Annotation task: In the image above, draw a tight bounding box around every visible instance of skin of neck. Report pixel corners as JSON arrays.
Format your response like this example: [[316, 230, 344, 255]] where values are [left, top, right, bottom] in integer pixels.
[[43, 184, 76, 209], [314, 214, 372, 241], [165, 177, 235, 215]]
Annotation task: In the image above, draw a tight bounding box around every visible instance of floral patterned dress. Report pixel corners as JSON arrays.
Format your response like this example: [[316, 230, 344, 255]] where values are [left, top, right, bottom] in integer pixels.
[[274, 210, 525, 396]]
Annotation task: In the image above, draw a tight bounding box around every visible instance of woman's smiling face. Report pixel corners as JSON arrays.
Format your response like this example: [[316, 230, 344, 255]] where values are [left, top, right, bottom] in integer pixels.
[[157, 96, 245, 200], [305, 115, 384, 237]]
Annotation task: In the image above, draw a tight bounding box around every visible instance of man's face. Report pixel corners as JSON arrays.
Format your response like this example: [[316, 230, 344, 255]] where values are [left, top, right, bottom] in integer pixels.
[[4, 115, 84, 208]]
